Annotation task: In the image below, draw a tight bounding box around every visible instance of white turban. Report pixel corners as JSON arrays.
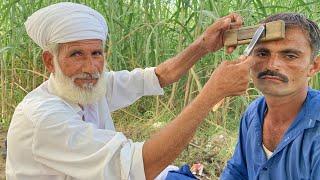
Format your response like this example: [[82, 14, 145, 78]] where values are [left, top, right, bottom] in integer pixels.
[[25, 2, 108, 50]]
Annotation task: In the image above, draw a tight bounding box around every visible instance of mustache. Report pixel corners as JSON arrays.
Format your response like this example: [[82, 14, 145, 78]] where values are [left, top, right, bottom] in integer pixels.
[[257, 70, 289, 82], [71, 72, 101, 80]]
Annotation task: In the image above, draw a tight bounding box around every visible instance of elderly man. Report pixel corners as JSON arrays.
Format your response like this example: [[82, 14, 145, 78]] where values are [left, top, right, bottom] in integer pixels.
[[221, 13, 320, 180], [6, 2, 255, 180]]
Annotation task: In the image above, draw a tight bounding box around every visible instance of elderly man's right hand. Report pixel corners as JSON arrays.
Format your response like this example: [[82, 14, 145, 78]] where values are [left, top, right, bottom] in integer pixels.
[[201, 56, 257, 104], [143, 55, 259, 180]]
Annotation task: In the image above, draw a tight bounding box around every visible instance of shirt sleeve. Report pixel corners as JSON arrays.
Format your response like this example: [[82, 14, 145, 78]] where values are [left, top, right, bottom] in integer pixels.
[[105, 67, 164, 112], [220, 114, 249, 180], [29, 102, 146, 180]]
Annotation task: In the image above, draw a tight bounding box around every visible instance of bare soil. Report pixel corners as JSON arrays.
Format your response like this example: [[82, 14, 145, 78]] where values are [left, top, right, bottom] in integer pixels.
[[0, 129, 6, 180]]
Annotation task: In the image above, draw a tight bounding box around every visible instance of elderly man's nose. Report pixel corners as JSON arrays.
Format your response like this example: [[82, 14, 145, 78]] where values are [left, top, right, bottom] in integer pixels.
[[82, 57, 98, 73]]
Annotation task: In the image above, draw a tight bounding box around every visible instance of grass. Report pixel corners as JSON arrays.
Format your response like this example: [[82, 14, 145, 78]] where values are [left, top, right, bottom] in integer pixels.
[[1, 0, 320, 179]]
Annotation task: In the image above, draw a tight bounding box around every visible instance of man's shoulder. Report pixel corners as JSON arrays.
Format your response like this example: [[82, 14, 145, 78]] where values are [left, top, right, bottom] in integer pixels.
[[246, 96, 265, 111], [238, 96, 265, 128], [305, 89, 320, 131], [304, 88, 320, 120], [242, 96, 265, 117], [23, 82, 65, 107], [17, 82, 75, 124], [307, 88, 320, 105]]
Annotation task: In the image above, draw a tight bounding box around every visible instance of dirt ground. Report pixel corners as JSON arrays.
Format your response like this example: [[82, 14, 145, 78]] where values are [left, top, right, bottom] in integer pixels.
[[0, 129, 6, 180]]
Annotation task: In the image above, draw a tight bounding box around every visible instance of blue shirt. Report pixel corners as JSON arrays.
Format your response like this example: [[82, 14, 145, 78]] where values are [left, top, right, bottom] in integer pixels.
[[221, 88, 320, 180]]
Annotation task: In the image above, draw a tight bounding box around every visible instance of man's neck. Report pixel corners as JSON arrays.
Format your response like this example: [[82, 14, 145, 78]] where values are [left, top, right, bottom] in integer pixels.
[[262, 87, 308, 151], [264, 87, 308, 125]]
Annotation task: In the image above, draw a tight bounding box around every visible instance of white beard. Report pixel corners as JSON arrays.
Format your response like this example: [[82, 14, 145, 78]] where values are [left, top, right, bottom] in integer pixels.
[[50, 57, 107, 105]]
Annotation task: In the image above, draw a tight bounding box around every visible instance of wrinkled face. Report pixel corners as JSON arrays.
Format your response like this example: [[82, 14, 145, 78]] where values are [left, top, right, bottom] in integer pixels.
[[58, 39, 105, 88], [250, 27, 316, 97], [47, 39, 107, 105]]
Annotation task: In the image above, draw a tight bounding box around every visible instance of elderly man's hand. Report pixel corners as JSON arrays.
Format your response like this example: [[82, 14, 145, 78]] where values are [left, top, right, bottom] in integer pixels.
[[201, 56, 258, 103], [199, 13, 243, 54]]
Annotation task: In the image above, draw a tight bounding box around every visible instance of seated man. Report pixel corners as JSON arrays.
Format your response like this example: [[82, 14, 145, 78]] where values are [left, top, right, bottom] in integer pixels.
[[6, 2, 255, 180], [221, 13, 320, 179]]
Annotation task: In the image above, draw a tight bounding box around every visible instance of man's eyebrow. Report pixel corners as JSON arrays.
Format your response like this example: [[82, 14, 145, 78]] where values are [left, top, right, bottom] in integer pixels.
[[253, 47, 270, 53], [280, 49, 303, 54], [67, 47, 103, 53], [68, 49, 83, 53], [92, 48, 103, 52], [253, 47, 304, 55]]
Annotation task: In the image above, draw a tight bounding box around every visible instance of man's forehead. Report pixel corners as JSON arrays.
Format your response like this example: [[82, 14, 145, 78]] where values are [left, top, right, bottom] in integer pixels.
[[60, 39, 103, 50], [254, 27, 311, 52]]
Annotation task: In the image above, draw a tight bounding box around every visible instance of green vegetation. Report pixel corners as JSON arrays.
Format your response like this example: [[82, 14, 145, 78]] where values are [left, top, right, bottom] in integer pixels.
[[1, 0, 320, 179]]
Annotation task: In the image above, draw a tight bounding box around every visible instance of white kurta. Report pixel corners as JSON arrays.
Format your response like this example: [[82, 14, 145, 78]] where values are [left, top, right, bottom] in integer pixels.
[[6, 68, 164, 180]]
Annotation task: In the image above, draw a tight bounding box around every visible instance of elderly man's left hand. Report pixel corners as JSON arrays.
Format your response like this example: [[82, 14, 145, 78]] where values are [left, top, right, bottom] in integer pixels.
[[155, 13, 243, 88], [199, 13, 243, 54]]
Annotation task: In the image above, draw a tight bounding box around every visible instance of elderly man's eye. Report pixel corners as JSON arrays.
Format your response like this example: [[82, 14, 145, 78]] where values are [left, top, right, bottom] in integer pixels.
[[92, 51, 103, 56], [70, 51, 82, 57]]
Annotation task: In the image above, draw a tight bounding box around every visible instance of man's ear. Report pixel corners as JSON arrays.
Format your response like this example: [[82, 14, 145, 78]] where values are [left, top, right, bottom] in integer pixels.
[[308, 56, 320, 77], [42, 51, 55, 73]]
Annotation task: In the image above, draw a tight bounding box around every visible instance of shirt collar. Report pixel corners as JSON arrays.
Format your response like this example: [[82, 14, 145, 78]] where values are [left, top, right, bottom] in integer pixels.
[[257, 88, 319, 131], [252, 88, 320, 156]]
